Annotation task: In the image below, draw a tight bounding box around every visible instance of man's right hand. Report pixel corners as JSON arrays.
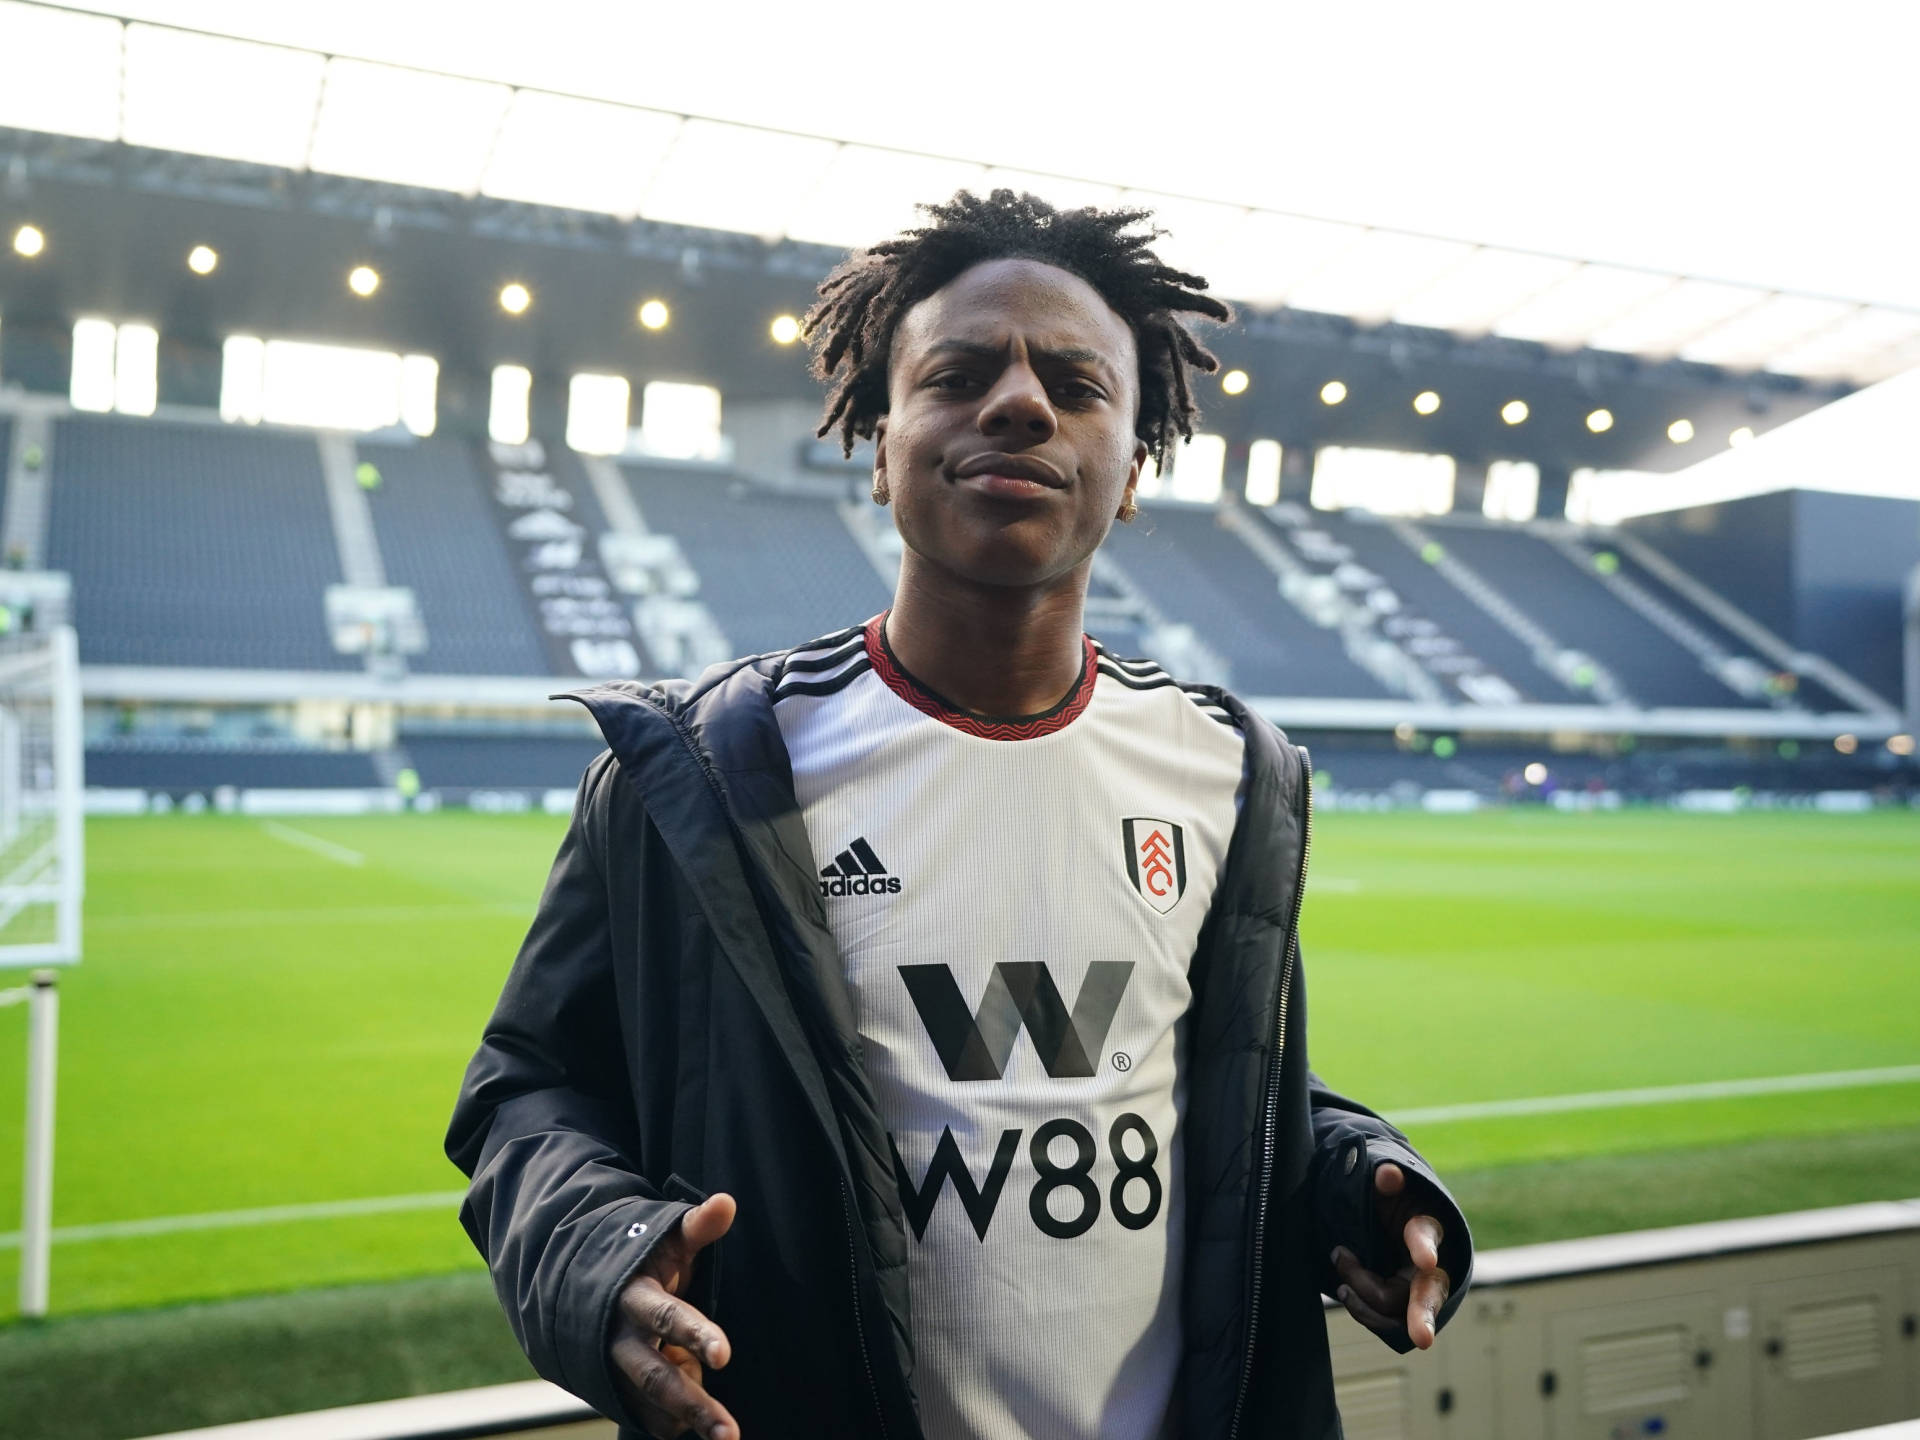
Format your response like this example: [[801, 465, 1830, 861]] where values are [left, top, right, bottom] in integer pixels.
[[609, 1192, 739, 1440]]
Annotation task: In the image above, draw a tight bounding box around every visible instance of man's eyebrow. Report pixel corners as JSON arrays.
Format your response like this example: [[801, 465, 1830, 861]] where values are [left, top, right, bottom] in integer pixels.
[[924, 339, 1115, 370]]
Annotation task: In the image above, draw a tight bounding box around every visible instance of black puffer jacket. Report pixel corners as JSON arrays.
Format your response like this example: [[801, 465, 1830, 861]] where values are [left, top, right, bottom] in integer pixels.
[[446, 650, 1472, 1439]]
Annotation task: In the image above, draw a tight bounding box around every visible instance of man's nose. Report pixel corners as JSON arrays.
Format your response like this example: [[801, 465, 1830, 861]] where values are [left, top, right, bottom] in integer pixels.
[[976, 365, 1057, 443]]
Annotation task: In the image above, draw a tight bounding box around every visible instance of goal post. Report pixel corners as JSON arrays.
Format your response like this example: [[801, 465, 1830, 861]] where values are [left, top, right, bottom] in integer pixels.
[[0, 624, 83, 1318]]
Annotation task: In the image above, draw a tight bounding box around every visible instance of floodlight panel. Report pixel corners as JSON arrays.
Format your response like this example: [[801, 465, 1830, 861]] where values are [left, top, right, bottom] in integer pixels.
[[69, 319, 116, 413], [567, 373, 631, 456], [639, 380, 724, 461], [122, 25, 322, 168], [489, 364, 532, 445], [261, 339, 402, 431], [308, 58, 509, 193], [220, 335, 266, 425], [1283, 230, 1474, 322], [1116, 191, 1250, 293], [1587, 277, 1770, 357], [1765, 305, 1920, 379], [1676, 293, 1859, 369], [1206, 211, 1367, 308], [1245, 439, 1283, 506], [1312, 446, 1455, 515], [113, 322, 158, 417], [0, 2, 122, 141], [1169, 433, 1226, 503], [399, 353, 438, 437], [1491, 264, 1678, 347], [786, 147, 987, 247], [640, 120, 838, 238], [1483, 460, 1539, 522], [482, 90, 682, 217], [1391, 249, 1581, 334], [981, 169, 1123, 214]]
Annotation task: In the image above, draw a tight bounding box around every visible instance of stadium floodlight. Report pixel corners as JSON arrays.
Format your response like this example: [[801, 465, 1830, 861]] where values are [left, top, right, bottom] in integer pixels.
[[499, 283, 532, 316], [1833, 733, 1858, 754], [1221, 370, 1250, 396], [1728, 425, 1755, 447], [637, 299, 670, 331], [1586, 408, 1614, 434], [187, 244, 218, 275], [1523, 762, 1548, 785], [1320, 380, 1348, 406], [769, 314, 801, 345], [1889, 734, 1915, 757], [11, 224, 44, 258], [1501, 399, 1529, 426], [348, 265, 381, 298], [1667, 418, 1695, 443], [1413, 390, 1441, 416]]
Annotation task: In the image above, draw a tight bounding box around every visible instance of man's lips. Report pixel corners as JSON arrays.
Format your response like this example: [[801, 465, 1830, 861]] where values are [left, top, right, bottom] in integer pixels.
[[951, 454, 1067, 493]]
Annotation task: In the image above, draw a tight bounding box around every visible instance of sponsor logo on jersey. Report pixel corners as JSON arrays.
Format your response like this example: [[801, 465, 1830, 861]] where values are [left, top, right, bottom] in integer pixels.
[[899, 961, 1134, 1080], [1122, 817, 1186, 914], [819, 836, 902, 897]]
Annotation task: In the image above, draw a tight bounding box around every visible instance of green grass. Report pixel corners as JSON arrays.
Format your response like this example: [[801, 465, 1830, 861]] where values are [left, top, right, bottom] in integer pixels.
[[0, 809, 1914, 1330]]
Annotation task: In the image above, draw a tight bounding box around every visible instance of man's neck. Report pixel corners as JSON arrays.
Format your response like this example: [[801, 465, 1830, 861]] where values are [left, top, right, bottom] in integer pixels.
[[884, 555, 1090, 718]]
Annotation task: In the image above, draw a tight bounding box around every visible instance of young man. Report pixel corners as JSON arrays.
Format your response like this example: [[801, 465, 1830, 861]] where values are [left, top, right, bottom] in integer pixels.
[[448, 191, 1471, 1440]]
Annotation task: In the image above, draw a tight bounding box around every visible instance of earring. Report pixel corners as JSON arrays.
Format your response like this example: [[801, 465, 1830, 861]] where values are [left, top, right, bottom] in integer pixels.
[[871, 479, 890, 506], [1117, 496, 1139, 524]]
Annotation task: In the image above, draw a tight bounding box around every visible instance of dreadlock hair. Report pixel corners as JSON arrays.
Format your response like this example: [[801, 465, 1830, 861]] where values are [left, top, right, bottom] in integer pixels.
[[804, 189, 1231, 469]]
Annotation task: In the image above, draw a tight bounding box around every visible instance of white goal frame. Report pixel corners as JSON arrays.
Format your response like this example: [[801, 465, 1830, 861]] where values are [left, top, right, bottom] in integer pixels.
[[0, 625, 83, 1318]]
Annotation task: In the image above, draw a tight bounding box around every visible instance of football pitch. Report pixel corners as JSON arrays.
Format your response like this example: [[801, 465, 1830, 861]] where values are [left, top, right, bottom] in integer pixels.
[[0, 807, 1916, 1325]]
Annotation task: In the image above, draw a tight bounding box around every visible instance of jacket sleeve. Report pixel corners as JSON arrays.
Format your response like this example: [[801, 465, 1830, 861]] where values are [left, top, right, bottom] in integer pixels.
[[1308, 1059, 1474, 1353], [445, 750, 690, 1427]]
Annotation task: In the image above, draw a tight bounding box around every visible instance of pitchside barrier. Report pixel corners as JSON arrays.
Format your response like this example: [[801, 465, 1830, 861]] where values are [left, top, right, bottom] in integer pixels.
[[137, 1199, 1920, 1440]]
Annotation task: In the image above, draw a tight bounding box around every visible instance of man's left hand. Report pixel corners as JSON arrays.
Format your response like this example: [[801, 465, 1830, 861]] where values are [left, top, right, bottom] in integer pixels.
[[1331, 1161, 1450, 1349]]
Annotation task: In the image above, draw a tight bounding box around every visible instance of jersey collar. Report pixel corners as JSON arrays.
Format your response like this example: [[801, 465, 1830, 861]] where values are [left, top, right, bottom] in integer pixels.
[[864, 613, 1097, 741]]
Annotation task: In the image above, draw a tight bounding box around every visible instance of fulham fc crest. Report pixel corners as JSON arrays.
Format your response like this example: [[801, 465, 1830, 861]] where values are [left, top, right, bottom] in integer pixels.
[[1122, 818, 1187, 914]]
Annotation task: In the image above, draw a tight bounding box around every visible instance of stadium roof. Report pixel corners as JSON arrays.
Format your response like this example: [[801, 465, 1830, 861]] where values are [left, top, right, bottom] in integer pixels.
[[4, 1, 1919, 386]]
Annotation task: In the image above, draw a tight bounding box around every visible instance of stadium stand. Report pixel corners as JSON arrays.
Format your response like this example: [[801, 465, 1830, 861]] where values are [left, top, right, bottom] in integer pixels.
[[401, 731, 605, 791], [1426, 518, 1772, 709], [0, 413, 12, 547], [85, 739, 380, 791], [358, 437, 551, 677], [1102, 504, 1392, 697], [620, 464, 890, 655], [47, 415, 354, 671], [1265, 507, 1592, 705]]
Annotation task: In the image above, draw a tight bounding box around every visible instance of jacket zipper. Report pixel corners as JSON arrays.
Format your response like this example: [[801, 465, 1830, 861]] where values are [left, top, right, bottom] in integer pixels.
[[1227, 744, 1313, 1440], [648, 694, 893, 1440]]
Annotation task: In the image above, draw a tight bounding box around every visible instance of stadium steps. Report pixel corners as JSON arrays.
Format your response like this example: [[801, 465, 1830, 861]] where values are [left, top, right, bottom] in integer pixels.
[[619, 463, 892, 656], [1101, 503, 1394, 698], [1, 407, 44, 566], [1390, 517, 1635, 705], [1424, 519, 1768, 709], [1606, 526, 1896, 716], [316, 433, 390, 589], [358, 438, 551, 677]]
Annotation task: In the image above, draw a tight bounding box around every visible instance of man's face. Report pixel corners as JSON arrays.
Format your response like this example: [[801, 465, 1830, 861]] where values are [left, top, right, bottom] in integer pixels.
[[876, 258, 1146, 590]]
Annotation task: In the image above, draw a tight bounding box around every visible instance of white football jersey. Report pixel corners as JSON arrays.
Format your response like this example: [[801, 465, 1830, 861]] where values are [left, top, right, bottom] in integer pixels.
[[773, 617, 1247, 1440]]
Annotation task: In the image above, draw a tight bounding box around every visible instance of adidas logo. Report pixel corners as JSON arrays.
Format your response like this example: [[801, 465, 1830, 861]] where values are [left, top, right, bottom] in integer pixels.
[[819, 837, 902, 897]]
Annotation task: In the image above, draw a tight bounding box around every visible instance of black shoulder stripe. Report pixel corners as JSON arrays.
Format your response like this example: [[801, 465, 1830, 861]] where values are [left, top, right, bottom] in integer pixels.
[[1096, 663, 1178, 692], [779, 636, 867, 676], [773, 658, 874, 701]]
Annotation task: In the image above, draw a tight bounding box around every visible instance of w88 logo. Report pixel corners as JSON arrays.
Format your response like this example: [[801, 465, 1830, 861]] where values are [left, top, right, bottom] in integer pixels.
[[891, 1113, 1162, 1242]]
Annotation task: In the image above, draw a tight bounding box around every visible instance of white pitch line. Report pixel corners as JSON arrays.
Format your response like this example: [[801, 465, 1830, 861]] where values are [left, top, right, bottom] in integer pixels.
[[1393, 1064, 1920, 1127], [6, 1068, 1916, 1250], [261, 821, 365, 867], [0, 1190, 466, 1249]]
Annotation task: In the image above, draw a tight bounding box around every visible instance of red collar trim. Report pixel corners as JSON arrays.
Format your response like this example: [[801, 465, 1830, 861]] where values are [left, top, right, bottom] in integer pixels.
[[864, 614, 1098, 741]]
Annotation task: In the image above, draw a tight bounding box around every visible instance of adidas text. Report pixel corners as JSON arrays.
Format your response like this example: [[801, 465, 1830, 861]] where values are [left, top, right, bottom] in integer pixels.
[[820, 873, 903, 898]]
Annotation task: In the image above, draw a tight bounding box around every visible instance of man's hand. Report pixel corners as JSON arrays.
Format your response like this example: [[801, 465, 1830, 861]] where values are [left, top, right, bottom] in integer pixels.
[[1331, 1161, 1450, 1349], [609, 1192, 739, 1440]]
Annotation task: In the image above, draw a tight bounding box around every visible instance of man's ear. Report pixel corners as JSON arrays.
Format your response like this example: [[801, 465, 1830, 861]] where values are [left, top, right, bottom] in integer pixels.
[[1121, 439, 1148, 512], [872, 418, 890, 501]]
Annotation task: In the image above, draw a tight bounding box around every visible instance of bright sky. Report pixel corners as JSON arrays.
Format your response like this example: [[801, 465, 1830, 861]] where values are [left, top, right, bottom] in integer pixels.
[[82, 0, 1920, 309]]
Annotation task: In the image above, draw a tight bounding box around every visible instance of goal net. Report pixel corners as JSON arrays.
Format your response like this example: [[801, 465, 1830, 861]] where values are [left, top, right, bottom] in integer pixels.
[[0, 625, 81, 966]]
